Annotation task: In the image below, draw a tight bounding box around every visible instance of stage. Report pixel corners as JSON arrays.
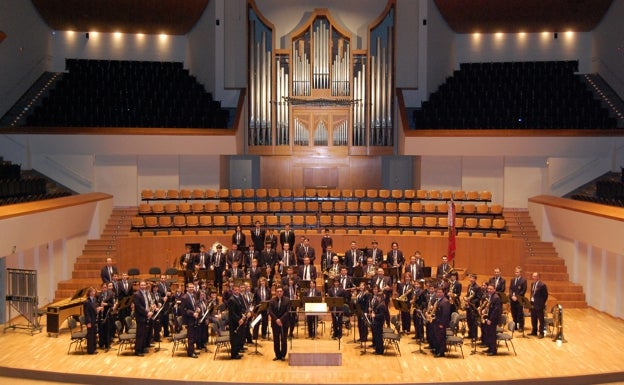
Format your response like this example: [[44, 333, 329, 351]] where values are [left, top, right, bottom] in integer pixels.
[[0, 308, 622, 385]]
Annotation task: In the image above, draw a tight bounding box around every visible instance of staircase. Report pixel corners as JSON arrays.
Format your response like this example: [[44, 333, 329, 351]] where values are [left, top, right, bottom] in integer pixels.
[[53, 207, 136, 302], [503, 209, 587, 309]]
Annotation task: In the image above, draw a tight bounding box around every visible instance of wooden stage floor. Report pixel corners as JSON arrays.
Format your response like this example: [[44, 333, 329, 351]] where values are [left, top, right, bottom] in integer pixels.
[[0, 308, 623, 385]]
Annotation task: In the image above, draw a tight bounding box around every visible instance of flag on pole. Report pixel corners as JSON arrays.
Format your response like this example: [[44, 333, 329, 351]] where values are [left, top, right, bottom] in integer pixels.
[[447, 198, 456, 263]]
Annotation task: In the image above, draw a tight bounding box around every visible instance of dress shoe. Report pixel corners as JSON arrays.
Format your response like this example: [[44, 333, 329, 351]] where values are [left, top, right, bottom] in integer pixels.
[[189, 354, 199, 358], [486, 352, 497, 356], [273, 357, 280, 361], [482, 349, 491, 353], [434, 353, 445, 358], [373, 352, 384, 355], [529, 332, 537, 336], [143, 348, 149, 353], [537, 334, 544, 339], [231, 354, 243, 359], [88, 351, 98, 355], [280, 357, 286, 361], [134, 352, 144, 357]]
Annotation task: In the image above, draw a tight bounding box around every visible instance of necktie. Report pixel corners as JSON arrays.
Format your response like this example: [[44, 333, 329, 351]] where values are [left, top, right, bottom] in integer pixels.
[[393, 251, 397, 263], [341, 277, 346, 289], [257, 229, 260, 236], [108, 266, 112, 279], [190, 294, 195, 308], [305, 266, 309, 280], [278, 299, 281, 310], [285, 251, 289, 266], [216, 254, 220, 266]]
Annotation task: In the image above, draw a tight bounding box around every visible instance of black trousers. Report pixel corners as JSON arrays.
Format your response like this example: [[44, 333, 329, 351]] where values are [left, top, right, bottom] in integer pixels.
[[272, 322, 288, 358], [510, 299, 525, 329]]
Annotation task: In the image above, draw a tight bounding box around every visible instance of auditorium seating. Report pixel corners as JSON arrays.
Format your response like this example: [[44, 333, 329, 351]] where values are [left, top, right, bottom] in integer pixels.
[[0, 158, 72, 206], [25, 59, 230, 129], [412, 60, 617, 130], [130, 187, 508, 237]]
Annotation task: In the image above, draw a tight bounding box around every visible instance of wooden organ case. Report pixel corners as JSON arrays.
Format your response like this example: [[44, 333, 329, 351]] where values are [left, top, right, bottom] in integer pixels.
[[247, 1, 395, 158]]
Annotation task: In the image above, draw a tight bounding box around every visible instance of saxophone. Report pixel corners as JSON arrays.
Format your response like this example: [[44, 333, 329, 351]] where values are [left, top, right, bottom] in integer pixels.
[[425, 298, 439, 323], [477, 297, 491, 324], [397, 286, 413, 301]]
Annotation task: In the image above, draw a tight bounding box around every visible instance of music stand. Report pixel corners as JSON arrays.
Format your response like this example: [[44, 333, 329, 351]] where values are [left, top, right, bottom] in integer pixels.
[[249, 302, 268, 355], [289, 299, 302, 342], [303, 298, 323, 340], [518, 296, 532, 338], [384, 266, 399, 283], [326, 297, 345, 350], [299, 280, 311, 290]]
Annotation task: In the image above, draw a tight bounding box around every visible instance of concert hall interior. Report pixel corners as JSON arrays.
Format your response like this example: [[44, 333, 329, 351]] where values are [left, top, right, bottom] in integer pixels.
[[1, 1, 624, 385]]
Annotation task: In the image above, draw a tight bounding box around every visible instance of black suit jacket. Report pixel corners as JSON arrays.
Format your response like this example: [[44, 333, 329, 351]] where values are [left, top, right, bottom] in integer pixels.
[[83, 297, 98, 326], [100, 265, 118, 283], [133, 290, 150, 322], [231, 231, 246, 248], [487, 293, 503, 326], [251, 228, 266, 251], [489, 276, 507, 293], [509, 276, 527, 298], [279, 230, 295, 249], [268, 296, 290, 326], [530, 281, 548, 310]]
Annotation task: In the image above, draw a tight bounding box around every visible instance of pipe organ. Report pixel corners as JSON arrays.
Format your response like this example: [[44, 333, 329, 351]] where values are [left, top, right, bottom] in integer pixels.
[[247, 1, 395, 155]]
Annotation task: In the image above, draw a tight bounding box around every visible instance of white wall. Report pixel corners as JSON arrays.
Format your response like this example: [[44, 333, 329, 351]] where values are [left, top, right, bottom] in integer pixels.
[[0, 0, 50, 117], [528, 200, 624, 318]]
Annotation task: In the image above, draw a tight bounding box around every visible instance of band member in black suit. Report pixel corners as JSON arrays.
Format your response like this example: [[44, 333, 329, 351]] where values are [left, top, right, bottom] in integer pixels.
[[226, 243, 243, 269], [281, 265, 300, 287], [509, 266, 527, 332], [196, 244, 210, 270], [489, 267, 507, 293], [320, 228, 333, 253], [278, 243, 296, 273], [100, 257, 118, 283], [155, 275, 172, 337], [321, 246, 338, 273], [336, 266, 353, 294], [181, 283, 199, 358], [447, 272, 462, 314], [367, 240, 384, 265], [225, 259, 245, 281], [268, 287, 290, 361], [355, 282, 371, 343], [298, 257, 317, 282], [371, 289, 387, 355], [406, 252, 425, 280], [245, 244, 259, 271], [253, 277, 271, 340], [149, 283, 168, 343], [328, 278, 348, 339], [251, 221, 266, 252], [117, 273, 133, 331], [396, 272, 414, 334], [411, 279, 428, 341], [296, 238, 316, 265], [323, 253, 341, 292], [227, 284, 248, 359], [231, 225, 246, 248], [242, 282, 255, 345], [279, 224, 295, 251], [260, 241, 277, 269], [83, 287, 100, 354], [464, 274, 482, 341], [345, 241, 363, 277], [210, 244, 225, 295], [530, 272, 548, 338], [371, 267, 392, 327], [97, 282, 114, 351], [305, 280, 321, 338], [265, 228, 278, 250], [283, 276, 299, 338], [386, 241, 405, 279], [436, 255, 452, 280], [247, 258, 263, 289], [482, 284, 502, 355], [432, 287, 451, 357], [133, 280, 153, 356]]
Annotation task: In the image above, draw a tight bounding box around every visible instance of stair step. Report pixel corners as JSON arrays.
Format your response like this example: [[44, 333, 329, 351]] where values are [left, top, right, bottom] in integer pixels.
[[57, 279, 96, 290], [548, 282, 584, 292], [536, 272, 569, 281], [524, 264, 568, 273], [549, 300, 588, 309], [549, 292, 586, 301], [525, 257, 566, 265], [75, 255, 116, 263], [72, 270, 100, 279], [74, 262, 105, 270]]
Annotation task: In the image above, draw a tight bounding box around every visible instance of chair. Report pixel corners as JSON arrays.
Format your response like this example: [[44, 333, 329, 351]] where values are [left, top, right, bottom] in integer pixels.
[[269, 201, 283, 213], [490, 204, 503, 215], [359, 201, 372, 213], [127, 268, 140, 283], [479, 190, 493, 201], [307, 201, 319, 212], [354, 189, 366, 200], [144, 216, 158, 230], [173, 215, 186, 229], [453, 190, 466, 200], [321, 201, 333, 212], [138, 203, 152, 215], [279, 215, 291, 226], [428, 190, 441, 200], [476, 203, 489, 215], [280, 188, 292, 200], [191, 189, 205, 200], [158, 216, 173, 229], [332, 215, 345, 227], [329, 189, 341, 199], [466, 191, 479, 201], [67, 316, 87, 354], [230, 189, 243, 200], [385, 202, 397, 213], [334, 201, 346, 212], [305, 215, 317, 228], [382, 315, 401, 356], [294, 201, 307, 212], [391, 189, 403, 200], [186, 216, 199, 228], [446, 312, 464, 358], [341, 189, 353, 199], [403, 189, 416, 200], [114, 320, 135, 356], [398, 216, 411, 228], [217, 202, 230, 213], [292, 215, 305, 227], [266, 215, 278, 228], [292, 188, 304, 200], [436, 202, 448, 213], [178, 202, 191, 214], [366, 189, 379, 200], [492, 218, 506, 231], [359, 215, 371, 227], [217, 189, 229, 200], [140, 189, 154, 201], [268, 188, 280, 200], [239, 215, 252, 227], [398, 202, 410, 214], [372, 215, 385, 227], [170, 316, 188, 357], [243, 188, 255, 200], [255, 188, 267, 200], [305, 188, 317, 199], [438, 217, 448, 228], [412, 216, 424, 227], [151, 203, 165, 214], [410, 202, 423, 213], [281, 201, 294, 212], [256, 201, 268, 213], [496, 321, 517, 355], [423, 202, 436, 213], [213, 331, 232, 360], [424, 217, 438, 228], [243, 202, 255, 213], [462, 203, 476, 214], [131, 216, 145, 230], [154, 189, 167, 200], [204, 202, 217, 213], [319, 215, 332, 228], [164, 203, 178, 214], [372, 201, 385, 213], [212, 216, 226, 228], [441, 190, 453, 200], [179, 189, 192, 200], [204, 189, 217, 199], [231, 202, 243, 213], [226, 215, 239, 228], [465, 218, 478, 229], [385, 216, 397, 228], [199, 215, 212, 228], [478, 218, 492, 230], [167, 189, 179, 200], [346, 201, 359, 213], [345, 215, 358, 227], [316, 189, 329, 199]]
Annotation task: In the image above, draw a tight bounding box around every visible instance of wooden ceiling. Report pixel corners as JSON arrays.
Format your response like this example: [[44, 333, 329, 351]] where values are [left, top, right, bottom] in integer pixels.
[[31, 0, 210, 35], [433, 0, 614, 33]]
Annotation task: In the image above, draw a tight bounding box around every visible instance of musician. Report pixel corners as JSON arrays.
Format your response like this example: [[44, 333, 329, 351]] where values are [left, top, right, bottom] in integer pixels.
[[482, 284, 502, 355], [328, 278, 348, 339], [109, 273, 120, 296], [156, 275, 172, 337], [509, 266, 527, 332], [279, 223, 295, 251], [242, 282, 255, 344], [265, 228, 278, 250], [100, 257, 118, 283], [181, 283, 199, 358], [251, 220, 266, 251], [227, 283, 247, 359], [268, 287, 290, 361], [432, 287, 451, 357], [337, 266, 353, 293], [296, 237, 316, 265], [424, 282, 437, 349], [260, 241, 277, 269], [320, 245, 338, 274], [345, 241, 363, 277], [436, 255, 452, 280], [180, 245, 197, 275], [253, 277, 271, 340], [320, 228, 333, 253], [283, 276, 299, 338], [367, 240, 384, 265], [133, 280, 153, 356], [210, 244, 225, 295], [396, 272, 414, 334], [225, 259, 245, 280], [196, 244, 210, 270], [226, 243, 243, 269], [370, 290, 387, 355], [298, 256, 317, 282], [231, 225, 246, 248], [247, 258, 263, 289], [464, 274, 482, 342], [195, 290, 211, 351], [530, 272, 548, 339], [279, 242, 296, 273], [305, 280, 321, 339], [245, 244, 259, 271], [149, 283, 167, 344], [362, 257, 377, 279], [489, 267, 506, 293], [280, 265, 299, 287], [323, 254, 341, 292], [83, 287, 100, 355], [97, 282, 114, 351], [355, 282, 371, 343], [406, 252, 425, 280], [371, 267, 392, 326], [411, 279, 428, 342], [447, 271, 462, 314], [386, 241, 405, 280], [171, 283, 184, 320]]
